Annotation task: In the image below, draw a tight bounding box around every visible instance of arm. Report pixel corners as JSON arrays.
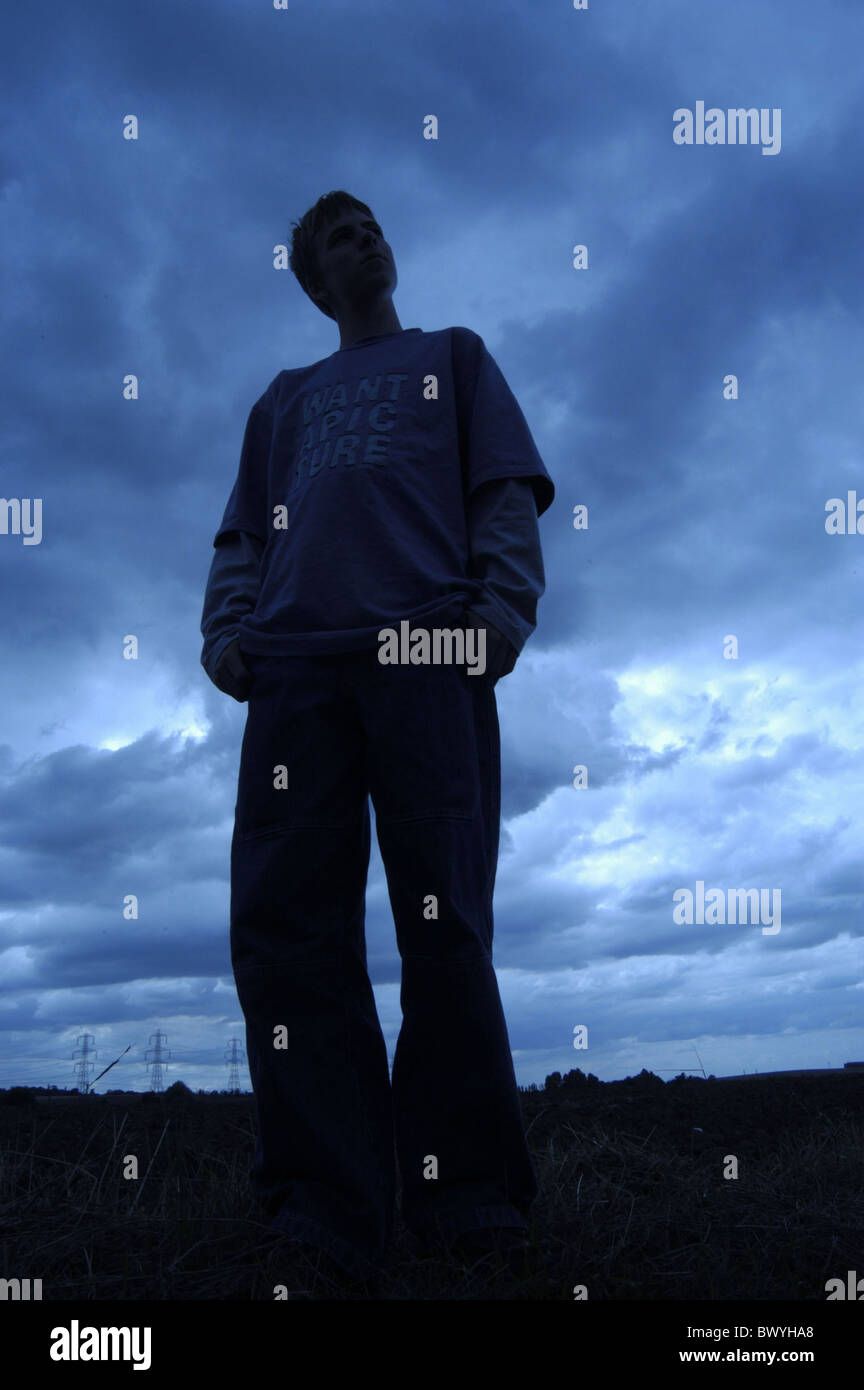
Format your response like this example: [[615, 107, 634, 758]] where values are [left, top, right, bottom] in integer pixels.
[[463, 477, 546, 681], [200, 529, 265, 700]]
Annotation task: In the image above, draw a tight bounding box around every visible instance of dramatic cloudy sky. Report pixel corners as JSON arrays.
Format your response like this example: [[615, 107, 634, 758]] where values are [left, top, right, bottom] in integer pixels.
[[2, 0, 862, 1092]]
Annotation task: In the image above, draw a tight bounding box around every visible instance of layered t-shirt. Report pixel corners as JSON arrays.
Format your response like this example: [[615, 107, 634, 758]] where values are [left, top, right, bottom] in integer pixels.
[[207, 325, 555, 656]]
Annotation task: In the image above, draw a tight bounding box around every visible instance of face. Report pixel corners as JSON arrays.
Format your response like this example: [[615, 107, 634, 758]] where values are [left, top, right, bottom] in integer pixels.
[[310, 208, 397, 317]]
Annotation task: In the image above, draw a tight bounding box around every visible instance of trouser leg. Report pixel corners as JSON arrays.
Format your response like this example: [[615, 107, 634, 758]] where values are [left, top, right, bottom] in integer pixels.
[[229, 652, 395, 1275], [350, 651, 538, 1245]]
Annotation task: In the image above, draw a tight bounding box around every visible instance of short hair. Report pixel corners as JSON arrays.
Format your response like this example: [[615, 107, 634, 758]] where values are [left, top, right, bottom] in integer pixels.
[[289, 190, 375, 321]]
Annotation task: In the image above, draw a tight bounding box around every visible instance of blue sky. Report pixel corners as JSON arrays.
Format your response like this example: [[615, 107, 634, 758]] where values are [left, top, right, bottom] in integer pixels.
[[2, 0, 862, 1091]]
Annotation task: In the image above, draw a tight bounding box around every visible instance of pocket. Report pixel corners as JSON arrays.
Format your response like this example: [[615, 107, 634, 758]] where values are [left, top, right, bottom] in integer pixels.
[[241, 650, 283, 698], [239, 650, 263, 695], [239, 649, 270, 674]]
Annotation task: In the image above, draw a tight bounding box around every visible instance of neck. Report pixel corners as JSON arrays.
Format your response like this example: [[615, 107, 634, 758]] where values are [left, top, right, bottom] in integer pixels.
[[337, 303, 403, 350]]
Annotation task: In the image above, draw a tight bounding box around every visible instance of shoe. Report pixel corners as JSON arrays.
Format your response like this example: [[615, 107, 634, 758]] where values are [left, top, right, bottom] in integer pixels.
[[449, 1226, 554, 1279], [276, 1237, 383, 1298], [263, 1238, 339, 1298], [449, 1226, 530, 1272]]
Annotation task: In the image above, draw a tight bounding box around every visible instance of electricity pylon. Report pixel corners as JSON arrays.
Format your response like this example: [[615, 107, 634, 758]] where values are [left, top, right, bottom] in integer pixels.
[[144, 1031, 171, 1092], [72, 1033, 96, 1093], [224, 1038, 245, 1093]]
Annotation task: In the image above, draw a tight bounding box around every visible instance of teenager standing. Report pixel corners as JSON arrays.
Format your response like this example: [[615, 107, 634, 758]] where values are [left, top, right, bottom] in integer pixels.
[[200, 191, 555, 1281]]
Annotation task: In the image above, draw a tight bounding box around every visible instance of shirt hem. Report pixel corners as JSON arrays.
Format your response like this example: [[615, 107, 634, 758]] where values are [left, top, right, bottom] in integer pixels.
[[236, 590, 481, 655]]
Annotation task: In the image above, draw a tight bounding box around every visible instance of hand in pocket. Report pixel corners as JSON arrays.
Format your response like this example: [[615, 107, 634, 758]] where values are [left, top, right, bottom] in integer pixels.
[[215, 637, 254, 702], [460, 608, 518, 684]]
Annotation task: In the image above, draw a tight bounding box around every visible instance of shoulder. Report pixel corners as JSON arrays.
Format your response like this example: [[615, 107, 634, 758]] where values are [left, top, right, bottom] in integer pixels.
[[447, 325, 484, 350], [447, 326, 487, 379], [255, 367, 306, 413]]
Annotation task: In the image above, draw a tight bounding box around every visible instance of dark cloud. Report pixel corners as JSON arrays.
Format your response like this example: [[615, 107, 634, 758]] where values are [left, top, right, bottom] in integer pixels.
[[1, 0, 862, 1088]]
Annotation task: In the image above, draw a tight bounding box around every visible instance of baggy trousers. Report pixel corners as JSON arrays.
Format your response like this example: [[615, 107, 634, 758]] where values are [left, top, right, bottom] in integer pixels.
[[229, 644, 538, 1277]]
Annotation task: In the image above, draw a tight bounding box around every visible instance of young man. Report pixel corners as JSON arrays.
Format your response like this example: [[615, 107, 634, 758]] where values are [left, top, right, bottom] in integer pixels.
[[200, 191, 555, 1282]]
